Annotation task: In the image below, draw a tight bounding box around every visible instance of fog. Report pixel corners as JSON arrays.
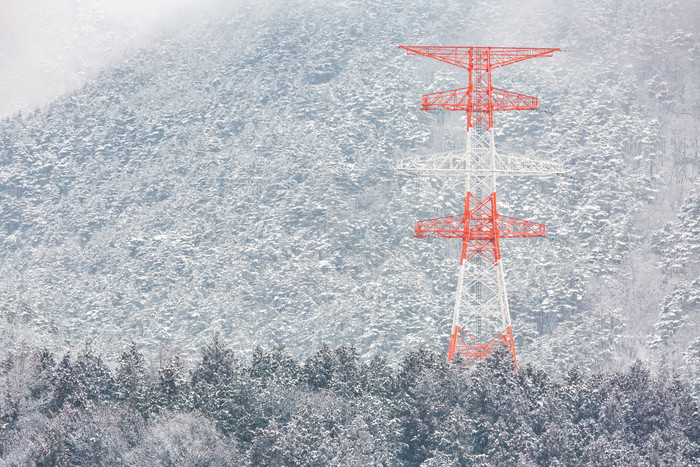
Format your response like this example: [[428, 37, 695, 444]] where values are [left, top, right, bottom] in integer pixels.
[[0, 0, 203, 119]]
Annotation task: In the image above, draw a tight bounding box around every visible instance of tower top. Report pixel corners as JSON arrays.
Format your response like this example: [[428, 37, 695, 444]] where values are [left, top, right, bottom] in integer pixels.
[[399, 46, 560, 130]]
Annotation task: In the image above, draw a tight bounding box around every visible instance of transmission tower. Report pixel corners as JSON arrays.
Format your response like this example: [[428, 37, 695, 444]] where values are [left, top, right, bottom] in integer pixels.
[[398, 46, 561, 368]]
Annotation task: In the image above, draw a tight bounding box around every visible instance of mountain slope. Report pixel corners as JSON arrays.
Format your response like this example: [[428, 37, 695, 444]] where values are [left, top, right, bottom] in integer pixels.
[[0, 0, 698, 384]]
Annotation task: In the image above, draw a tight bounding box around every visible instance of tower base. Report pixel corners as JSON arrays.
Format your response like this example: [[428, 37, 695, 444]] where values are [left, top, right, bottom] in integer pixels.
[[448, 326, 518, 370]]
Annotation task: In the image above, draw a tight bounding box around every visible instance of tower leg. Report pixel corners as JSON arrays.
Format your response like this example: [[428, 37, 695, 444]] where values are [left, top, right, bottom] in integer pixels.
[[450, 325, 518, 370], [448, 328, 457, 361]]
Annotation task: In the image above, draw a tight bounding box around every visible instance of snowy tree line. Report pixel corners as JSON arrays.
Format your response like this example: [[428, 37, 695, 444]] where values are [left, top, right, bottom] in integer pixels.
[[1, 333, 698, 465]]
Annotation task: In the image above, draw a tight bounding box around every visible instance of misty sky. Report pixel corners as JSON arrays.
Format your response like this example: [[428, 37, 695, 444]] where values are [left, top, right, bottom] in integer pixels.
[[0, 0, 201, 119]]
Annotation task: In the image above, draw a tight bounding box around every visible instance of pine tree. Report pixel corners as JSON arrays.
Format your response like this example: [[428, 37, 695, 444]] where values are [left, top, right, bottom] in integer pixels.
[[190, 332, 239, 387], [392, 347, 453, 465], [70, 340, 114, 408], [115, 342, 151, 417], [30, 348, 56, 404], [156, 355, 185, 412], [303, 342, 336, 390], [357, 354, 392, 397], [48, 354, 77, 413], [330, 343, 360, 397], [34, 427, 69, 467], [248, 343, 301, 387]]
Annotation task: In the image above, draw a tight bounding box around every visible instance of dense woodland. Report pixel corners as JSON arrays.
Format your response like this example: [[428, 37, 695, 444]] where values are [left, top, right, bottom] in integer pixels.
[[0, 333, 698, 465]]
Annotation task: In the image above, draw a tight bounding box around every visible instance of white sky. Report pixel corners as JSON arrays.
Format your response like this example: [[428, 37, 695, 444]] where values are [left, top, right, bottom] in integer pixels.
[[0, 0, 202, 119]]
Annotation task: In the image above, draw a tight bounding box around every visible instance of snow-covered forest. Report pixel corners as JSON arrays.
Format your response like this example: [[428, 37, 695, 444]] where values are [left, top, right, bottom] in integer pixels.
[[1, 0, 699, 451], [0, 333, 698, 465]]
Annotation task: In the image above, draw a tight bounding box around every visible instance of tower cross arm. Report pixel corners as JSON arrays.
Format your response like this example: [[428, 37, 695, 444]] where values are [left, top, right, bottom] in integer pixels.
[[491, 88, 538, 111], [414, 213, 466, 239], [419, 87, 538, 112], [396, 150, 565, 178], [398, 46, 560, 70], [398, 46, 473, 69], [413, 213, 546, 239], [497, 215, 545, 237], [489, 47, 560, 69]]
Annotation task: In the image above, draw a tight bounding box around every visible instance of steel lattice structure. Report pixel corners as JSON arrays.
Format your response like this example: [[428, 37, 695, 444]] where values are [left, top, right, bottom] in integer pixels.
[[399, 46, 561, 368]]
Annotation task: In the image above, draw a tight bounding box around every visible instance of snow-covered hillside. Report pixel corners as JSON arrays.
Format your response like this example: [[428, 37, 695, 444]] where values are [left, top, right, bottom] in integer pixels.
[[0, 0, 698, 385]]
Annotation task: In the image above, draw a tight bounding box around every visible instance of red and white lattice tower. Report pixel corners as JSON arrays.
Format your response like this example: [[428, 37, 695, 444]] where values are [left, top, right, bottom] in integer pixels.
[[398, 46, 562, 369]]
